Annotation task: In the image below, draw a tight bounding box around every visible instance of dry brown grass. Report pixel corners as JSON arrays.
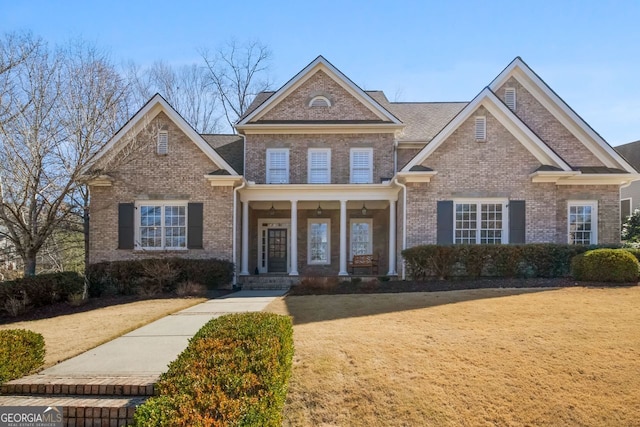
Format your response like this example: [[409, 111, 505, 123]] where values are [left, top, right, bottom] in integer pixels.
[[265, 287, 640, 426], [0, 298, 205, 367]]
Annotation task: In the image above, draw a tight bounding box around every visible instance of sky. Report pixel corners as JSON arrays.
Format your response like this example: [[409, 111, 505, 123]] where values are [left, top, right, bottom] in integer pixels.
[[1, 0, 638, 145]]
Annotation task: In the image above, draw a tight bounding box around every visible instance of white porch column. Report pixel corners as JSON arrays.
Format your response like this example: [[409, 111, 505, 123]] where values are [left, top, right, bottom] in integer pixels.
[[339, 199, 348, 276], [289, 200, 299, 276], [240, 200, 249, 275], [388, 200, 397, 275]]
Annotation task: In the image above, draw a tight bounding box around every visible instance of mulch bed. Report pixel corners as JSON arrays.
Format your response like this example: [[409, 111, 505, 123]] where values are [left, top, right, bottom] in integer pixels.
[[288, 277, 638, 296]]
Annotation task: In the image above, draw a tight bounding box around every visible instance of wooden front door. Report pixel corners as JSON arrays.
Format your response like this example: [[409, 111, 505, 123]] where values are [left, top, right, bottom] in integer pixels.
[[267, 228, 288, 272]]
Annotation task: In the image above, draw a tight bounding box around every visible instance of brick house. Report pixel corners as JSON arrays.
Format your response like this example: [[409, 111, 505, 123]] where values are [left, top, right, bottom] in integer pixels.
[[85, 56, 637, 284]]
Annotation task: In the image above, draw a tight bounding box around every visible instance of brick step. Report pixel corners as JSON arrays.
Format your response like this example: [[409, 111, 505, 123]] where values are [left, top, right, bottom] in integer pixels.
[[1, 375, 157, 396], [0, 394, 147, 426]]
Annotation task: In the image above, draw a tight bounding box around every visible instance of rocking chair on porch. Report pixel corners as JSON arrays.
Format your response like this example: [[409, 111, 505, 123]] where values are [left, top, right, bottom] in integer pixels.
[[348, 254, 379, 275]]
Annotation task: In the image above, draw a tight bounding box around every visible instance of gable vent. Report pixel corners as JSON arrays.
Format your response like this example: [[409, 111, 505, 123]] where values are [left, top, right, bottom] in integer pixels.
[[505, 88, 516, 110], [157, 131, 168, 155], [474, 116, 486, 142], [309, 95, 331, 108]]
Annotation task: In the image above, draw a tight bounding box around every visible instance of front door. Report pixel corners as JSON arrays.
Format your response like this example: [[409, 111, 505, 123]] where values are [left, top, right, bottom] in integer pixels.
[[268, 228, 288, 272]]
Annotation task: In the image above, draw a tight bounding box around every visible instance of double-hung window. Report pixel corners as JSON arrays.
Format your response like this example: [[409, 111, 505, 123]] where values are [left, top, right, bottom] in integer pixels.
[[308, 148, 331, 184], [137, 202, 187, 249], [454, 201, 507, 244], [350, 148, 373, 183], [266, 148, 289, 184], [568, 201, 598, 244], [308, 218, 330, 264]]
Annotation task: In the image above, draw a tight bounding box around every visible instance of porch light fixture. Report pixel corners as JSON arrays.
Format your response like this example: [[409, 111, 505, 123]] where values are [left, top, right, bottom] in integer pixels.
[[316, 203, 323, 216], [361, 203, 368, 215], [269, 203, 276, 216]]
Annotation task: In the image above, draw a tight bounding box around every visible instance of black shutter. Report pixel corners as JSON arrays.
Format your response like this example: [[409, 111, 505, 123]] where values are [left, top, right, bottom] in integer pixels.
[[509, 200, 526, 244], [118, 203, 135, 249], [187, 202, 204, 249], [437, 200, 454, 245]]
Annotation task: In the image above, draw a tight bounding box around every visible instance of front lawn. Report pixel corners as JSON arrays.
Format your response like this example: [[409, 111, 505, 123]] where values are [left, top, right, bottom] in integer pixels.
[[266, 286, 640, 426]]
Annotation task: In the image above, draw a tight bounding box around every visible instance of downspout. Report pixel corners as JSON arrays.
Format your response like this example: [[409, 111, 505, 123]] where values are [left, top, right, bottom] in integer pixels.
[[393, 177, 407, 280], [232, 133, 247, 287], [232, 179, 246, 286]]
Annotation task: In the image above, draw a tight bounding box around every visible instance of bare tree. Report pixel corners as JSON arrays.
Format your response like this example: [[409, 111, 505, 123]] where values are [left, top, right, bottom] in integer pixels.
[[0, 36, 129, 276], [201, 39, 272, 130], [126, 60, 220, 133]]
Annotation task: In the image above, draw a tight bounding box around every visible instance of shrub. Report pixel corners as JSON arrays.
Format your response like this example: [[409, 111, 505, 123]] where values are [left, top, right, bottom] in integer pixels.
[[133, 312, 293, 427], [0, 272, 84, 316], [175, 280, 207, 297], [0, 329, 45, 383], [297, 277, 338, 294], [402, 245, 456, 280], [86, 258, 233, 297], [571, 249, 640, 283]]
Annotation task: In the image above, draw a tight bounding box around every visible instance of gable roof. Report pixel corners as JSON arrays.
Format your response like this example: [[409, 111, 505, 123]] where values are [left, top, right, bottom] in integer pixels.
[[402, 87, 572, 172], [236, 56, 403, 128], [86, 94, 238, 175], [201, 134, 244, 174], [488, 57, 635, 173]]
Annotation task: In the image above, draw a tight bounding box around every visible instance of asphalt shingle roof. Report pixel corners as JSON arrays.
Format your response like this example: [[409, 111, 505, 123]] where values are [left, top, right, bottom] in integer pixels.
[[614, 140, 640, 172], [201, 134, 244, 174]]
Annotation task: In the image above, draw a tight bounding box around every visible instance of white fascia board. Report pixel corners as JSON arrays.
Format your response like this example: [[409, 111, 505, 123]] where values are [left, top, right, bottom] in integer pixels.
[[86, 94, 238, 176], [240, 182, 400, 202], [402, 88, 569, 172], [204, 175, 244, 187], [238, 56, 402, 125], [490, 59, 635, 172], [396, 171, 438, 182], [530, 171, 640, 185]]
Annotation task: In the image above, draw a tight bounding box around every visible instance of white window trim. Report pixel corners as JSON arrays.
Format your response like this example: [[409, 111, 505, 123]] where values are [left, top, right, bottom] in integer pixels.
[[474, 116, 486, 142], [309, 95, 332, 107], [350, 147, 373, 184], [134, 200, 188, 250], [157, 131, 168, 155], [567, 200, 598, 245], [308, 148, 331, 184], [307, 218, 331, 265], [505, 87, 516, 110], [266, 148, 290, 184], [453, 199, 509, 244], [349, 218, 373, 259]]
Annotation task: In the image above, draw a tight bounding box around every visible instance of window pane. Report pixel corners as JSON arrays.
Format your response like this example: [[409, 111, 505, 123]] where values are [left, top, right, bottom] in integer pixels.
[[309, 150, 330, 184], [351, 222, 371, 256], [310, 222, 329, 263], [569, 204, 593, 244], [268, 151, 288, 183], [480, 204, 502, 244], [351, 150, 372, 183], [140, 206, 162, 248], [455, 204, 477, 244]]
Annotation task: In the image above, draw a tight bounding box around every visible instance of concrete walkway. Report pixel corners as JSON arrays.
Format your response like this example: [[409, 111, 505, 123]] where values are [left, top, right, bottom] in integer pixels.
[[40, 290, 287, 377]]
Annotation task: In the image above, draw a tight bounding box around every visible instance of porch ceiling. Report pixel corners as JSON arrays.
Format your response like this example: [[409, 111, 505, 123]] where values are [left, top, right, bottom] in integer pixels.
[[250, 200, 389, 210], [240, 183, 400, 202]]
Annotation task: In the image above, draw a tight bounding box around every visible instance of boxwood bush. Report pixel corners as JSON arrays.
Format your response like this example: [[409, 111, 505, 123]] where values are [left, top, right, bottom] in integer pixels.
[[571, 249, 640, 283], [86, 258, 233, 297], [402, 244, 616, 280], [133, 312, 293, 426], [0, 329, 45, 383]]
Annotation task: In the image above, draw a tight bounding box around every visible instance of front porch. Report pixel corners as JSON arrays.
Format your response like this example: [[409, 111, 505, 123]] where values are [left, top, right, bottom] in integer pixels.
[[238, 183, 400, 279]]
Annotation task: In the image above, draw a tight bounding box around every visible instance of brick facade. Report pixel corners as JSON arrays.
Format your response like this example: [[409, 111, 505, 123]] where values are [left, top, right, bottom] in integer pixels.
[[89, 112, 234, 263], [244, 133, 395, 184], [404, 107, 621, 247], [259, 70, 383, 122], [494, 77, 605, 167]]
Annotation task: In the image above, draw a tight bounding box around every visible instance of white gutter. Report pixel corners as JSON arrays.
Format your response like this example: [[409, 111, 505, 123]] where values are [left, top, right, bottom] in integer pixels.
[[393, 178, 408, 280]]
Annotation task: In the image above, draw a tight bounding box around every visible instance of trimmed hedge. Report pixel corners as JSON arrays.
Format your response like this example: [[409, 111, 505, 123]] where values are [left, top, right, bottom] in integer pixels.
[[132, 312, 294, 426], [402, 244, 614, 280], [0, 329, 45, 383], [0, 272, 84, 316], [86, 258, 234, 297], [571, 249, 640, 283]]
